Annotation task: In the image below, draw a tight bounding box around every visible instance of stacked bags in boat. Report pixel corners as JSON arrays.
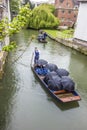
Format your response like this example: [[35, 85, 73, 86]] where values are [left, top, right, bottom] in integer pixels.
[[35, 60, 58, 75], [35, 59, 49, 75], [35, 59, 75, 91]]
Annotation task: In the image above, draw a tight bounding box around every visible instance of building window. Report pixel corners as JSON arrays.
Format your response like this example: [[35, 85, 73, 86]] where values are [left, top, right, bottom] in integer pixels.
[[74, 5, 78, 9], [62, 10, 65, 13], [68, 10, 71, 14], [60, 0, 64, 3], [61, 17, 64, 21], [66, 2, 70, 7]]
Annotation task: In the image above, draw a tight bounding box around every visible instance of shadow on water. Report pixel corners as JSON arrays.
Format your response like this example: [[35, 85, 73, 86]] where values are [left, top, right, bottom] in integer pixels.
[[0, 56, 18, 130], [41, 86, 80, 111], [50, 98, 80, 111], [1, 29, 87, 130]]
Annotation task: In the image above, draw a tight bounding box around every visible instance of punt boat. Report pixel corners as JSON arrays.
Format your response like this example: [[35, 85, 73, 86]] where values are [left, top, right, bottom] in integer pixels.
[[31, 65, 81, 103]]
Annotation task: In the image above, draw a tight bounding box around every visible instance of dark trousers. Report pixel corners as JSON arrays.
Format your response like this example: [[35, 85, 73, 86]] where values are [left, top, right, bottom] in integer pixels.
[[34, 56, 39, 64]]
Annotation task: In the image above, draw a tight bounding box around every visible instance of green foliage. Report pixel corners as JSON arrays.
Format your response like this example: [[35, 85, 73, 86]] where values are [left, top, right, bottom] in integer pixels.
[[0, 18, 9, 41], [10, 4, 31, 33], [28, 4, 59, 29], [44, 29, 74, 38], [9, 4, 31, 36], [0, 4, 31, 43], [10, 0, 20, 14], [40, 4, 55, 14], [23, 0, 34, 9], [2, 41, 17, 52], [62, 29, 74, 34]]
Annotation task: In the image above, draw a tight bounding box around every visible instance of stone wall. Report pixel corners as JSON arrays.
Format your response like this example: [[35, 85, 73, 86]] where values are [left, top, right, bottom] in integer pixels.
[[0, 51, 8, 79], [49, 35, 87, 55], [0, 0, 10, 79]]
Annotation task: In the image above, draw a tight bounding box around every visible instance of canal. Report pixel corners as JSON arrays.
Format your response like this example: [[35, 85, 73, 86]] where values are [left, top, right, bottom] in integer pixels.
[[0, 29, 87, 130]]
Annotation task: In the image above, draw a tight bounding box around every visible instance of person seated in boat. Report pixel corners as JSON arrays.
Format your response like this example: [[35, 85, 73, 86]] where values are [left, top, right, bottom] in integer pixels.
[[34, 47, 40, 65], [38, 31, 44, 42], [42, 31, 48, 41]]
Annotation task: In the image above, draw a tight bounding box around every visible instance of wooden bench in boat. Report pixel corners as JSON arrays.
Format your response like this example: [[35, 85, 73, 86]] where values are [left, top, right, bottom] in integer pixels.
[[53, 90, 81, 102]]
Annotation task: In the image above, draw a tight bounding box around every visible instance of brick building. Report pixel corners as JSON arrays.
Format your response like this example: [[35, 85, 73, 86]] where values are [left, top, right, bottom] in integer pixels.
[[55, 0, 79, 27]]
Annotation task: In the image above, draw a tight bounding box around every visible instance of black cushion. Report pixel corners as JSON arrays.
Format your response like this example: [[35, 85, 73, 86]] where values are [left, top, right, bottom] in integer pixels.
[[46, 63, 58, 72], [56, 68, 69, 77], [61, 76, 75, 91]]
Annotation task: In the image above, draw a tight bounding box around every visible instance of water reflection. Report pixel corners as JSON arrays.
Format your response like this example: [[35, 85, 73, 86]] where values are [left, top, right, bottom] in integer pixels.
[[53, 99, 80, 111], [69, 52, 87, 103], [0, 57, 19, 130], [0, 29, 87, 130]]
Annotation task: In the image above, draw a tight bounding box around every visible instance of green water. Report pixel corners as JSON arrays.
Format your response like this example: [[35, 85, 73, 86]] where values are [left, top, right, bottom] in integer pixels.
[[0, 29, 87, 130]]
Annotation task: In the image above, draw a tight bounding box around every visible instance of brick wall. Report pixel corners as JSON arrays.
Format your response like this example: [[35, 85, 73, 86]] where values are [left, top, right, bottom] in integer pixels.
[[55, 0, 79, 27]]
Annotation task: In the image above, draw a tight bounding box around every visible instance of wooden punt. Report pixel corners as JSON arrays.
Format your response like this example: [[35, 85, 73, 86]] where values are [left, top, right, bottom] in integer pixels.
[[31, 66, 81, 103], [38, 39, 47, 43]]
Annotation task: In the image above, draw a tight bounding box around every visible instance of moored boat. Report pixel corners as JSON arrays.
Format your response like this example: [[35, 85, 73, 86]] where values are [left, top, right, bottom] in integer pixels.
[[31, 61, 81, 103], [38, 39, 47, 43], [37, 30, 48, 43]]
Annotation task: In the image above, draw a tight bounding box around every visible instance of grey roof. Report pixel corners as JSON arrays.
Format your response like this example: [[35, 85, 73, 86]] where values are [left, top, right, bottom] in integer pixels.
[[78, 0, 87, 2], [59, 0, 79, 5], [59, 0, 64, 2], [73, 0, 79, 5]]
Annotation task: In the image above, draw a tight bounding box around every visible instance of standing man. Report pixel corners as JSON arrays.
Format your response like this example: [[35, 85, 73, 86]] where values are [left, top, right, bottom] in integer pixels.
[[34, 47, 40, 64]]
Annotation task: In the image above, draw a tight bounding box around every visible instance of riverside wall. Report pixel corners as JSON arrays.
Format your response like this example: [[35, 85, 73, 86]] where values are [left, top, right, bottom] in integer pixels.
[[0, 0, 10, 79], [0, 51, 8, 79], [0, 37, 9, 79], [49, 36, 87, 55]]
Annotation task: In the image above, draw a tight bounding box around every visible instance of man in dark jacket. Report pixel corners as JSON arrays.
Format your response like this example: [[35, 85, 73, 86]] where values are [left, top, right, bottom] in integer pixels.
[[34, 47, 40, 64]]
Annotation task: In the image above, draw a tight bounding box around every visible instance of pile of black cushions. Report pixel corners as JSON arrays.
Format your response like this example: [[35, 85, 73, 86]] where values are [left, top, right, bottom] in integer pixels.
[[43, 63, 75, 91], [44, 71, 59, 84], [56, 68, 69, 77], [44, 71, 62, 91], [61, 76, 75, 91], [35, 60, 75, 91], [48, 76, 62, 91]]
